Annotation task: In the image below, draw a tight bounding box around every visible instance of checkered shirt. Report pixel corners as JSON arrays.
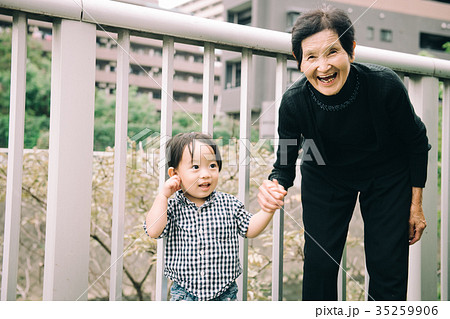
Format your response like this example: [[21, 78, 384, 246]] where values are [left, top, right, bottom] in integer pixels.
[[144, 190, 252, 300]]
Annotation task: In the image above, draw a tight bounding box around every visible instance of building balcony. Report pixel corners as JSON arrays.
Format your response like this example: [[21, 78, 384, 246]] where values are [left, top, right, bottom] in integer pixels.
[[1, 0, 450, 302]]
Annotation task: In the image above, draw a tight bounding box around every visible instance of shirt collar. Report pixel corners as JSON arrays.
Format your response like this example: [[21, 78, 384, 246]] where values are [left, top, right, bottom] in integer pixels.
[[175, 189, 217, 208]]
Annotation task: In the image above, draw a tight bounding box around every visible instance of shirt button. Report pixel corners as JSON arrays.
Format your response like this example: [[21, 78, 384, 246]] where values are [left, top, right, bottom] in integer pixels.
[[199, 228, 203, 234], [200, 271, 205, 276], [199, 250, 204, 255], [197, 207, 202, 214]]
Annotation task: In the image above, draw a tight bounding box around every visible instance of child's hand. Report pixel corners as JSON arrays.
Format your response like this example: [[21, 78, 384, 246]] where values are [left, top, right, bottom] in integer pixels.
[[257, 179, 287, 213], [161, 175, 182, 199]]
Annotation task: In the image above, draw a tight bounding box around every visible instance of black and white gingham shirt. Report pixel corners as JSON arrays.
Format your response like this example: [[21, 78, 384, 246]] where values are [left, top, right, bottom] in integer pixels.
[[144, 190, 252, 300]]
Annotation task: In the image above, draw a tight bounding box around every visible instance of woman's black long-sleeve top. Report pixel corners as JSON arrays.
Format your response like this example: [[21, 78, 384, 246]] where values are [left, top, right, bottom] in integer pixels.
[[269, 62, 430, 189]]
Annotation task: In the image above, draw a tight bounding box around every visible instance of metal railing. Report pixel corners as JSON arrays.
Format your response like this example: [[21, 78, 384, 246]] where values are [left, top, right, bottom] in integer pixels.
[[1, 0, 450, 301]]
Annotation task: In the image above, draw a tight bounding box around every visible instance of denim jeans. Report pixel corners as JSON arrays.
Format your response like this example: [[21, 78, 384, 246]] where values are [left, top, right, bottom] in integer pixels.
[[170, 281, 238, 301]]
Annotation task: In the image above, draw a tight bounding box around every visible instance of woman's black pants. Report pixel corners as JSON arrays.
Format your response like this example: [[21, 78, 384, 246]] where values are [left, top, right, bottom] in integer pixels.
[[301, 165, 411, 301]]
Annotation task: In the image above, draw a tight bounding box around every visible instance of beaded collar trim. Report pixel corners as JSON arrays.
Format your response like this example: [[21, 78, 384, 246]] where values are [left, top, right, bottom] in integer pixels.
[[308, 73, 360, 112]]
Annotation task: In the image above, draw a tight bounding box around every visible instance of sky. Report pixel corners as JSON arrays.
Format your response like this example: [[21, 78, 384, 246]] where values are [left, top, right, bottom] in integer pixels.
[[158, 0, 190, 8]]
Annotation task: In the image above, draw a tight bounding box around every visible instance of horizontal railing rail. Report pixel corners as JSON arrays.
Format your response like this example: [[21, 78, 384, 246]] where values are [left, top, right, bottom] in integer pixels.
[[0, 0, 449, 302], [1, 0, 450, 79]]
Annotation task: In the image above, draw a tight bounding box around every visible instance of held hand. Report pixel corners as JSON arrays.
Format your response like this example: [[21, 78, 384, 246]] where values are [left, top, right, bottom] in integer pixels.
[[409, 202, 427, 245], [257, 179, 287, 213], [161, 175, 181, 199]]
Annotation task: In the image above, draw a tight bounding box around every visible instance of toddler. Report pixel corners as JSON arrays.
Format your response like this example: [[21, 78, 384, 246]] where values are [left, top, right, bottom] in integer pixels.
[[144, 132, 286, 301]]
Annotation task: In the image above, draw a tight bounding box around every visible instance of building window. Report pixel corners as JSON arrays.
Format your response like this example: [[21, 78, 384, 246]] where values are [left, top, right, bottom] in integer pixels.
[[420, 32, 450, 51], [380, 29, 393, 42], [225, 61, 241, 89], [152, 90, 161, 100], [96, 60, 109, 71], [173, 92, 188, 102], [228, 6, 251, 26], [193, 55, 204, 63], [286, 11, 300, 30], [366, 27, 374, 40], [148, 47, 162, 57], [96, 37, 108, 48], [174, 72, 189, 82]]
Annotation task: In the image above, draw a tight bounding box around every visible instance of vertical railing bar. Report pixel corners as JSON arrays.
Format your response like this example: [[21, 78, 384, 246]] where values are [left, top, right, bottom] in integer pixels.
[[109, 29, 130, 301], [407, 76, 439, 301], [1, 12, 27, 301], [237, 48, 252, 301], [155, 35, 174, 301], [337, 246, 347, 301], [43, 19, 96, 300], [202, 42, 215, 136], [441, 80, 450, 300], [365, 264, 370, 301], [271, 54, 286, 301]]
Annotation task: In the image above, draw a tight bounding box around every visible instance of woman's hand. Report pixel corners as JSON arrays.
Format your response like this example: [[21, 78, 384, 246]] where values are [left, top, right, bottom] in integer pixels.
[[257, 179, 287, 213], [409, 187, 427, 245]]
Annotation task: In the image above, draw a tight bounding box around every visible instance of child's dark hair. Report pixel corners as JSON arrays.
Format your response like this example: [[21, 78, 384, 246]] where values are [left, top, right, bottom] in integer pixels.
[[166, 132, 222, 171]]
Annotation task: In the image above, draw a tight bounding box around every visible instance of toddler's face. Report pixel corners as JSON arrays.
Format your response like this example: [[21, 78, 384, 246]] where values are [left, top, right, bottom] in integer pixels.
[[173, 141, 219, 206]]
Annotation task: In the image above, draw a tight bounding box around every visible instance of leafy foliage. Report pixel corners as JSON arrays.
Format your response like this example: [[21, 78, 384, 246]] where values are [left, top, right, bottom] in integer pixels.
[[0, 29, 51, 149], [0, 148, 159, 300], [443, 42, 450, 53]]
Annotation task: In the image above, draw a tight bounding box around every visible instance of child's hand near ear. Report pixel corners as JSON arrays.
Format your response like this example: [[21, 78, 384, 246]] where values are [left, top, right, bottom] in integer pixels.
[[146, 171, 181, 238], [161, 174, 182, 199]]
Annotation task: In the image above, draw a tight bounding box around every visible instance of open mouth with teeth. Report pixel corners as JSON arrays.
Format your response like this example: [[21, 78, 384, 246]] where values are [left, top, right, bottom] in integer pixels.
[[199, 182, 211, 190], [317, 72, 337, 84]]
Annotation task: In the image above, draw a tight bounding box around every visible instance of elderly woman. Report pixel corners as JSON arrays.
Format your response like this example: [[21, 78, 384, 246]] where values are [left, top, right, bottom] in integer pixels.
[[258, 6, 430, 301]]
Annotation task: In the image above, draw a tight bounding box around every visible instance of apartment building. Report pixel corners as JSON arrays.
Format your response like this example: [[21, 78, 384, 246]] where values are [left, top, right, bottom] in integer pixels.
[[173, 0, 224, 20], [216, 0, 450, 137], [2, 0, 449, 122], [94, 30, 221, 113], [0, 0, 221, 113]]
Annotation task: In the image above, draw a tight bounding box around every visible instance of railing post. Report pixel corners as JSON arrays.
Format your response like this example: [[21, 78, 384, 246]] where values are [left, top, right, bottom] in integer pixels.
[[109, 30, 130, 301], [1, 12, 27, 301], [407, 76, 439, 301], [202, 42, 215, 136], [271, 54, 286, 301], [237, 48, 252, 301], [365, 264, 370, 301], [337, 246, 347, 301], [155, 36, 174, 301], [441, 80, 450, 300], [43, 19, 96, 301]]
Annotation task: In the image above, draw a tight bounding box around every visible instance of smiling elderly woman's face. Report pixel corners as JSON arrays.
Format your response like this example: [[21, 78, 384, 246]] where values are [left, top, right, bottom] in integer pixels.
[[300, 29, 355, 96]]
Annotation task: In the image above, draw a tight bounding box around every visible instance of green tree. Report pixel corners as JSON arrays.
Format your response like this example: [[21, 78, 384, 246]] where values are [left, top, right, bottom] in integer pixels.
[[444, 42, 450, 53], [0, 29, 51, 148], [126, 88, 160, 141], [94, 87, 161, 151]]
